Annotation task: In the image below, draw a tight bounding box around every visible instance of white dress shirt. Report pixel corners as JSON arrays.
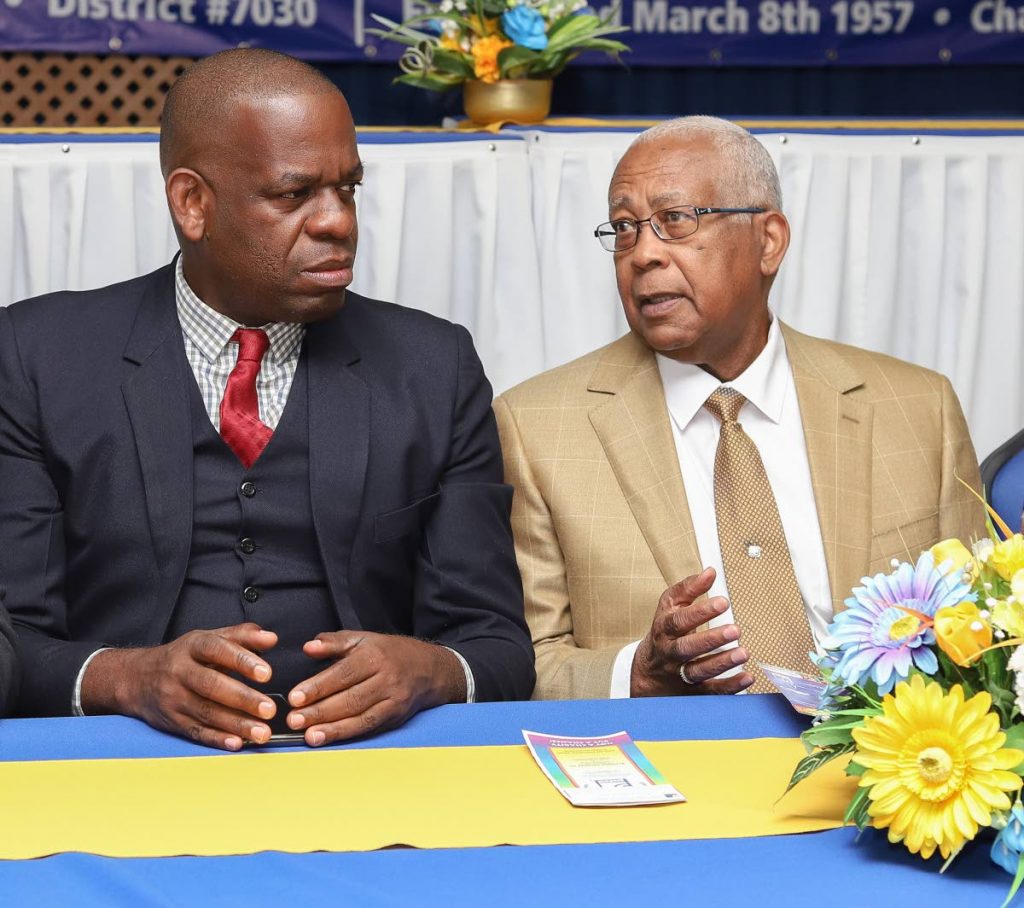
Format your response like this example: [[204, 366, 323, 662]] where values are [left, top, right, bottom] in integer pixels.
[[609, 315, 833, 697]]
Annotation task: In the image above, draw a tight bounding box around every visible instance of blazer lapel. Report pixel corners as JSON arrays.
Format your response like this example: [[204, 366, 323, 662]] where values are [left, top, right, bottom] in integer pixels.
[[121, 265, 194, 634], [587, 334, 704, 589], [782, 323, 873, 616], [304, 307, 367, 631]]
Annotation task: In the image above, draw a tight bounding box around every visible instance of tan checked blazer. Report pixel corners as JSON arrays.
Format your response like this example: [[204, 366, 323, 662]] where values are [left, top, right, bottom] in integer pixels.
[[494, 323, 986, 700]]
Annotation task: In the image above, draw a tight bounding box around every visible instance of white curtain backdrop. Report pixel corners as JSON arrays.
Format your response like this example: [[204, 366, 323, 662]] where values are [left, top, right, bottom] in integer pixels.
[[2, 129, 1022, 459]]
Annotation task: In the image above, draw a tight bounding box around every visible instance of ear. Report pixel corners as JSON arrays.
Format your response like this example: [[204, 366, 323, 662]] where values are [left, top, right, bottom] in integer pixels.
[[166, 168, 211, 244], [758, 211, 790, 278]]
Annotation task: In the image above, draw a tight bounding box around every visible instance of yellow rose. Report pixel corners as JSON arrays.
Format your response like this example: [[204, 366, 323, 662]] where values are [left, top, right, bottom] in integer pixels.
[[991, 534, 1024, 582], [471, 34, 512, 83], [934, 602, 992, 667], [930, 538, 974, 576]]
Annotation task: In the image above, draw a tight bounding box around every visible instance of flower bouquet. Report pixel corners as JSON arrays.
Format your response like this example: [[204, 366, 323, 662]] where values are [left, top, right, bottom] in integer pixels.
[[368, 0, 629, 91], [788, 501, 1024, 904]]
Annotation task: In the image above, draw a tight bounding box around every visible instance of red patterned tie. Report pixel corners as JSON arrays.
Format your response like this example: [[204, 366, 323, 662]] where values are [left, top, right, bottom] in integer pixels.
[[220, 328, 273, 469]]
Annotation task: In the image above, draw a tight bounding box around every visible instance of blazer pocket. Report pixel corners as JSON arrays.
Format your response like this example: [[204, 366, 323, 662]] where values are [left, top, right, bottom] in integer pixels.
[[374, 492, 441, 544], [871, 512, 941, 566]]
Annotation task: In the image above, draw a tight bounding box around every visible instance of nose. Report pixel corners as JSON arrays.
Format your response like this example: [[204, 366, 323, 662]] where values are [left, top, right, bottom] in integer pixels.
[[305, 189, 356, 240], [628, 219, 668, 270]]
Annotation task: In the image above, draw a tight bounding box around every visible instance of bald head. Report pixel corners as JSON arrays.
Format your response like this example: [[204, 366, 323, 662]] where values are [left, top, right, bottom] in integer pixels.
[[159, 48, 342, 176], [626, 116, 782, 212]]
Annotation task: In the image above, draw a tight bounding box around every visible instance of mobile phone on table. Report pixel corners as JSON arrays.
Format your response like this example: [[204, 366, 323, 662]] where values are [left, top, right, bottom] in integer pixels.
[[259, 693, 307, 747]]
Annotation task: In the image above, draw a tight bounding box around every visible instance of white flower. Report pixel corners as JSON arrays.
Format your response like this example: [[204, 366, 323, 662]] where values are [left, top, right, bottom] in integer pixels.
[[1009, 645, 1024, 714], [439, 0, 454, 10], [974, 537, 995, 563]]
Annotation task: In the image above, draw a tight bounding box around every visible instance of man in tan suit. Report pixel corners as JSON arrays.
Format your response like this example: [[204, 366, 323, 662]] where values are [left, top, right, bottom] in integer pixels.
[[495, 116, 984, 700]]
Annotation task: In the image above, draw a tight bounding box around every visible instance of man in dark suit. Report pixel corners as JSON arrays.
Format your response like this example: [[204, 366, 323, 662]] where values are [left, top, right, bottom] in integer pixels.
[[0, 49, 534, 749]]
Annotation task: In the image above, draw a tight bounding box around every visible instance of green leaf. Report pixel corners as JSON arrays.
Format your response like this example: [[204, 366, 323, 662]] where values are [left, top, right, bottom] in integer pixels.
[[498, 45, 543, 78], [824, 708, 885, 717], [393, 72, 461, 93], [546, 16, 602, 52], [1005, 724, 1024, 773], [575, 38, 631, 53], [782, 742, 855, 796], [431, 48, 475, 78], [843, 784, 871, 828], [1001, 853, 1024, 908], [802, 717, 864, 748]]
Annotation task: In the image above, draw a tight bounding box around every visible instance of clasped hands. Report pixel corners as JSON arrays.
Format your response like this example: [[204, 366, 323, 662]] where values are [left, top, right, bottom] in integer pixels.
[[85, 625, 465, 751], [630, 567, 755, 697]]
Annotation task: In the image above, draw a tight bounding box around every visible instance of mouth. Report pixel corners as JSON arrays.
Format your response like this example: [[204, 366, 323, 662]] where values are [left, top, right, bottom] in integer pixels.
[[637, 292, 684, 317], [301, 260, 354, 288]]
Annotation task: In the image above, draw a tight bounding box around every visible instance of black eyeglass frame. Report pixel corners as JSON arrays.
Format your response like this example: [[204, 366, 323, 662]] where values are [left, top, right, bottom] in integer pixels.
[[593, 205, 768, 252]]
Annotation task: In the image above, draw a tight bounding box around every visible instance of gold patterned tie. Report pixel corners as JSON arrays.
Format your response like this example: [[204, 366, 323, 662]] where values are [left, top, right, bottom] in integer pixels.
[[704, 387, 816, 693]]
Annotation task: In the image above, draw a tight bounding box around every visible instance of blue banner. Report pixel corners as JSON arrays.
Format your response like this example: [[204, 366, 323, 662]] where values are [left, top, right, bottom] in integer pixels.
[[0, 0, 1022, 65]]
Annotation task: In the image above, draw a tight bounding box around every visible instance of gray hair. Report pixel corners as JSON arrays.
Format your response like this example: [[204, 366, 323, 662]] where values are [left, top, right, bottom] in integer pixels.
[[630, 116, 783, 211]]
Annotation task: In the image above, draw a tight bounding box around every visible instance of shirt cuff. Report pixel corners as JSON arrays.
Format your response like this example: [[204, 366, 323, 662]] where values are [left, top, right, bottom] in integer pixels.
[[72, 647, 110, 716], [610, 640, 642, 698], [443, 646, 476, 704]]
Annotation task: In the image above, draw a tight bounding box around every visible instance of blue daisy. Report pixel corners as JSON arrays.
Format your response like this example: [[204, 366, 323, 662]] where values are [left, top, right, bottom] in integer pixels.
[[825, 551, 975, 694]]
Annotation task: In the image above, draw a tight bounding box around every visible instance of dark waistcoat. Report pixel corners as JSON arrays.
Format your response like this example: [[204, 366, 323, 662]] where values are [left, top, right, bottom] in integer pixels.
[[166, 355, 339, 697]]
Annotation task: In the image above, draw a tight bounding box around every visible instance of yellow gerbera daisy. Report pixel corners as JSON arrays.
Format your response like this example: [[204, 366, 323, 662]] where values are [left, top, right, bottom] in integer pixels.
[[852, 674, 1023, 860]]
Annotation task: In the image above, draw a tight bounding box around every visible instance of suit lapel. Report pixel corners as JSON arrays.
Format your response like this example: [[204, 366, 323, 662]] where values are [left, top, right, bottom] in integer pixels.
[[304, 305, 367, 631], [121, 265, 194, 631], [587, 334, 703, 589], [783, 324, 873, 616]]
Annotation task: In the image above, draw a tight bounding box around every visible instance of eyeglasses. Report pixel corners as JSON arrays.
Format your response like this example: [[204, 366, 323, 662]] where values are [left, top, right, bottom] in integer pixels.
[[593, 205, 767, 252]]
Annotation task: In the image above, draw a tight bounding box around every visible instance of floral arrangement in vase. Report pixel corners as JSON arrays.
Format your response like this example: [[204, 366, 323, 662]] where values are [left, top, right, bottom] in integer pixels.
[[368, 0, 629, 92], [788, 497, 1024, 904]]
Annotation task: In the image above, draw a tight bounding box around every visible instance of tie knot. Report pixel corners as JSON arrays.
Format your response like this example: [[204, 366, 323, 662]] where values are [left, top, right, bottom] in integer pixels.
[[704, 387, 747, 424], [232, 328, 270, 364]]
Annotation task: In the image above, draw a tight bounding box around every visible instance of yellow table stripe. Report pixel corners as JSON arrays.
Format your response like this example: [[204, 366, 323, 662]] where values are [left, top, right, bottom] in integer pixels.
[[0, 738, 856, 859]]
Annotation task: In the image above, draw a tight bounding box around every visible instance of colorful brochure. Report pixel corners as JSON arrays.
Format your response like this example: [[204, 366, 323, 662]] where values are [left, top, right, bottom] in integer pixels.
[[522, 730, 686, 807], [759, 662, 828, 716]]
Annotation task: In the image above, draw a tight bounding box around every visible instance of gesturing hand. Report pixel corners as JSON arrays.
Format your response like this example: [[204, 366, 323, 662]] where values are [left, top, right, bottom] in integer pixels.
[[285, 631, 466, 746], [83, 622, 279, 751], [630, 567, 754, 697]]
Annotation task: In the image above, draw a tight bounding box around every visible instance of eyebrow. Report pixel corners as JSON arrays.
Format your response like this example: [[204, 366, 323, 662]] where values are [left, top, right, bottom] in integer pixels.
[[608, 189, 686, 212], [269, 163, 365, 191]]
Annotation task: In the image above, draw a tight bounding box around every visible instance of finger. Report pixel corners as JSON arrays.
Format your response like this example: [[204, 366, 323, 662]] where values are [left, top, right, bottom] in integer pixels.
[[661, 595, 730, 639], [304, 697, 406, 746], [699, 671, 756, 695], [287, 675, 382, 731], [660, 568, 716, 610], [288, 647, 376, 709], [218, 622, 279, 651], [189, 632, 275, 685], [672, 623, 742, 663], [301, 631, 365, 661], [678, 646, 749, 685], [181, 662, 277, 722], [177, 691, 274, 747]]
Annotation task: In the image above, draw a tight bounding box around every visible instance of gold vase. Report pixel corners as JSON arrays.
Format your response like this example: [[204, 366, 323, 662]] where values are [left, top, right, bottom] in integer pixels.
[[462, 79, 552, 127]]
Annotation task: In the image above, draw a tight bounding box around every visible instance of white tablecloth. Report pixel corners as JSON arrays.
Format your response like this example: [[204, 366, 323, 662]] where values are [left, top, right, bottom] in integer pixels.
[[2, 127, 1022, 459]]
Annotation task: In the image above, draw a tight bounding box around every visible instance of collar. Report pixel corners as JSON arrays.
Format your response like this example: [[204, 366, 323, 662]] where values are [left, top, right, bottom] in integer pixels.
[[656, 314, 790, 430], [174, 258, 305, 364]]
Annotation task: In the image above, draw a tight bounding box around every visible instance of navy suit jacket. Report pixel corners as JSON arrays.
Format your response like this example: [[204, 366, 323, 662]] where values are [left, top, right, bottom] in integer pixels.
[[0, 263, 535, 716]]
